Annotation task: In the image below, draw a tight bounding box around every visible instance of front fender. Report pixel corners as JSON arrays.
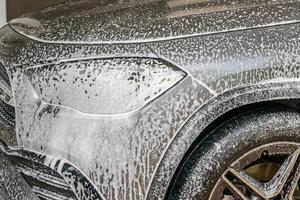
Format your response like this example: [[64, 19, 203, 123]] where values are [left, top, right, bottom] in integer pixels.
[[147, 80, 300, 200]]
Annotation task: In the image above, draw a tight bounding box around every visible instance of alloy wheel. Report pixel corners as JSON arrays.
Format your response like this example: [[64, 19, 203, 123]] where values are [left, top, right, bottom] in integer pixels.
[[209, 142, 300, 200]]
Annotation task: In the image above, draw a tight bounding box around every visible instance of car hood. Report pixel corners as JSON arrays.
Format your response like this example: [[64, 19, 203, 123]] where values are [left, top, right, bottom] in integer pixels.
[[9, 0, 300, 43]]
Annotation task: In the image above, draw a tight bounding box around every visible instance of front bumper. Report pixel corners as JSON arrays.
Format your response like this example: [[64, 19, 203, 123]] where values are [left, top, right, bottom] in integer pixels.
[[0, 141, 103, 200], [0, 145, 38, 200]]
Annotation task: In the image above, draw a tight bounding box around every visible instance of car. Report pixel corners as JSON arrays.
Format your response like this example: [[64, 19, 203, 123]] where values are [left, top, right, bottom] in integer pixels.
[[0, 0, 299, 199]]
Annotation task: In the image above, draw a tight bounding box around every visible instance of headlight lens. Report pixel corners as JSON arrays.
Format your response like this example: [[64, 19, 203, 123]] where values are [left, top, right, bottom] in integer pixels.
[[25, 57, 186, 114]]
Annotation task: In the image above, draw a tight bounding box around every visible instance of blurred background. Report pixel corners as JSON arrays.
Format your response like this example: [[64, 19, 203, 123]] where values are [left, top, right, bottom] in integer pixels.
[[0, 0, 66, 26]]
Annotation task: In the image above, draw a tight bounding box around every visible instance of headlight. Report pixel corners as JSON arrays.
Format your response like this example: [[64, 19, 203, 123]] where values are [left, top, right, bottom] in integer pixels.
[[25, 57, 186, 114]]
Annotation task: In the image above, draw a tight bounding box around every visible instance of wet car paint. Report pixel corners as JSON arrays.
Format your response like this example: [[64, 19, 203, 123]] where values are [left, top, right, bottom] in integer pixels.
[[10, 0, 300, 43], [0, 0, 299, 199]]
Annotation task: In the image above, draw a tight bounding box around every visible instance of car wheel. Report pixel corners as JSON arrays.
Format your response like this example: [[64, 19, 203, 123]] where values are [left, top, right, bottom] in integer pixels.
[[168, 107, 300, 200]]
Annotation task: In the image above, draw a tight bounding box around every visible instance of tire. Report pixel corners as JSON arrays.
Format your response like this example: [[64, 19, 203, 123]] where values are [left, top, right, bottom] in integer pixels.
[[168, 107, 300, 200]]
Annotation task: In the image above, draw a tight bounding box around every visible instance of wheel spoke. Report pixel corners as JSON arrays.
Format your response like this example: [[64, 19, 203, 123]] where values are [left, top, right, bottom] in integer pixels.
[[281, 149, 300, 199], [268, 148, 300, 198], [222, 174, 248, 200], [226, 168, 266, 198]]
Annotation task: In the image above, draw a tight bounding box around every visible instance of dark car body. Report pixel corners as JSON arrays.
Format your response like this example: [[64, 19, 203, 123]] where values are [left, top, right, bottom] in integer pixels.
[[0, 0, 299, 199]]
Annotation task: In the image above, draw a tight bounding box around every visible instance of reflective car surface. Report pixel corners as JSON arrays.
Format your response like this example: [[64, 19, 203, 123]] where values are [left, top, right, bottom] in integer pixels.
[[0, 0, 299, 199]]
